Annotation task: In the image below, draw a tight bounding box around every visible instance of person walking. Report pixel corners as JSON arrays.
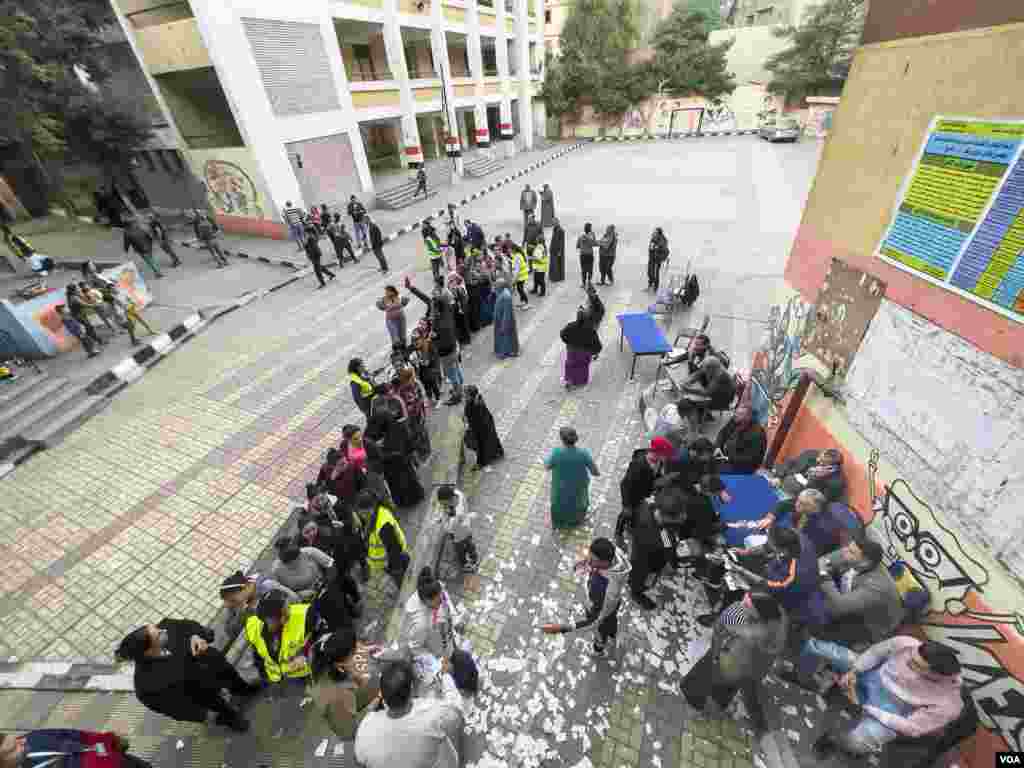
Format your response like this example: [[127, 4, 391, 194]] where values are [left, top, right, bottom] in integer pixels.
[[540, 183, 556, 229], [327, 213, 357, 265], [148, 214, 182, 267], [541, 537, 629, 655], [305, 226, 336, 289], [648, 227, 669, 290], [544, 426, 600, 529], [528, 239, 548, 296], [366, 214, 388, 273], [548, 217, 566, 283], [414, 166, 429, 200], [510, 241, 530, 309], [123, 217, 163, 278], [492, 278, 519, 359], [65, 285, 105, 347], [193, 210, 229, 268], [519, 183, 538, 239], [347, 195, 369, 252], [560, 309, 602, 389], [463, 385, 503, 469], [376, 284, 410, 350], [55, 304, 99, 358], [423, 219, 444, 281], [597, 224, 618, 285], [576, 223, 597, 288], [284, 200, 306, 250]]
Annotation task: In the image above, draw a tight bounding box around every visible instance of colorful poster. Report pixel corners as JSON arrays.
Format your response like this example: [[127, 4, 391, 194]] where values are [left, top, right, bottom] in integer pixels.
[[877, 117, 1024, 322]]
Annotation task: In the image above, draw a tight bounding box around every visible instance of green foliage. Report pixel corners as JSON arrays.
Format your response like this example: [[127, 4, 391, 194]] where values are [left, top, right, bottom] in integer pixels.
[[678, 0, 721, 31], [765, 0, 866, 102], [0, 0, 153, 178], [650, 7, 734, 102]]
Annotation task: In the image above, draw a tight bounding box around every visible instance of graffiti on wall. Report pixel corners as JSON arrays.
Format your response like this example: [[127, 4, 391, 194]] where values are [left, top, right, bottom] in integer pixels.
[[748, 294, 814, 428], [865, 449, 1024, 752]]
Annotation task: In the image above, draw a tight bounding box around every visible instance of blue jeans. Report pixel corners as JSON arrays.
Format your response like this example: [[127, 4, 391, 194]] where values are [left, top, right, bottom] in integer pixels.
[[289, 223, 304, 249], [802, 638, 914, 753], [440, 351, 463, 391], [353, 220, 369, 250]]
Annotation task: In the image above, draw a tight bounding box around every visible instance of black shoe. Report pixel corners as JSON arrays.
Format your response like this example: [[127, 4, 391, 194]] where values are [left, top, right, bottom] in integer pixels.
[[697, 613, 718, 628], [445, 394, 462, 406], [633, 593, 657, 610], [215, 711, 250, 733]]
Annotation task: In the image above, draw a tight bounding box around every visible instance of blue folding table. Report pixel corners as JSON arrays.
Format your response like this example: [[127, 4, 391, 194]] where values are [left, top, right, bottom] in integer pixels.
[[617, 312, 672, 380]]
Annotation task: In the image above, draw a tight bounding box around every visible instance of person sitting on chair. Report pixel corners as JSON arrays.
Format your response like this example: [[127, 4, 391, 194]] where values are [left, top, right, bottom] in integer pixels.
[[714, 404, 766, 474], [677, 357, 736, 432], [664, 333, 715, 375], [768, 447, 847, 502], [750, 489, 846, 558], [809, 637, 964, 758]]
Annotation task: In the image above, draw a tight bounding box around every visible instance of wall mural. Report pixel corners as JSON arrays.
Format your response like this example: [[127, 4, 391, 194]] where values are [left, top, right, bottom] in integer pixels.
[[749, 294, 814, 429], [203, 159, 264, 218], [865, 448, 1024, 754]]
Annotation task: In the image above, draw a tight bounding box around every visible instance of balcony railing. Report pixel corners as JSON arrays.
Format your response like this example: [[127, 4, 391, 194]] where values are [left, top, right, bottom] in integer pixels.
[[407, 68, 439, 79], [348, 69, 396, 82], [478, 0, 494, 7], [483, 66, 499, 77]]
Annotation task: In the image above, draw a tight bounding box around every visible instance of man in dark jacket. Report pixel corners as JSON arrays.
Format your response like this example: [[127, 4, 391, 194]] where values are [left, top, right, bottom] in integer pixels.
[[148, 214, 181, 267], [115, 618, 256, 732], [304, 226, 336, 289], [192, 210, 229, 268], [714, 404, 766, 474], [366, 214, 388, 273], [347, 194, 369, 251], [616, 437, 672, 542], [406, 275, 461, 404], [770, 448, 847, 501], [754, 489, 846, 559], [123, 218, 162, 278], [682, 591, 787, 732]]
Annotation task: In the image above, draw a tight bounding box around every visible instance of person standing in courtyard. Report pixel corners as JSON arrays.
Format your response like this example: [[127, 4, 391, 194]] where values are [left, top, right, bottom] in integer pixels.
[[415, 166, 428, 199], [123, 217, 163, 278], [548, 217, 565, 283], [576, 223, 597, 288], [648, 227, 669, 290], [540, 183, 555, 229], [193, 210, 229, 268], [284, 200, 305, 251], [55, 304, 99, 358], [376, 284, 410, 351], [148, 213, 182, 267], [519, 183, 538, 239], [560, 308, 602, 389], [305, 226, 336, 289], [528, 238, 548, 297], [510, 239, 530, 309], [463, 385, 504, 469], [310, 627, 379, 741], [597, 224, 618, 285], [328, 213, 357, 265], [347, 195, 369, 252], [423, 218, 444, 281], [541, 537, 629, 655], [365, 214, 388, 273], [544, 426, 600, 529], [492, 277, 519, 359]]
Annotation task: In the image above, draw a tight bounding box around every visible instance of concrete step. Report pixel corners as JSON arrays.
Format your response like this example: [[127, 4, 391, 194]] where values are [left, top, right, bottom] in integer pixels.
[[0, 374, 41, 409], [376, 189, 440, 211], [0, 375, 69, 438], [25, 392, 107, 445], [464, 156, 505, 178], [0, 381, 81, 443], [375, 167, 453, 207]]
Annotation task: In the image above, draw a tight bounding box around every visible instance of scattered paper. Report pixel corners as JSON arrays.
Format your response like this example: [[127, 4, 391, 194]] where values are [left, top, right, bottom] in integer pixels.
[[175, 740, 184, 751], [314, 739, 328, 757]]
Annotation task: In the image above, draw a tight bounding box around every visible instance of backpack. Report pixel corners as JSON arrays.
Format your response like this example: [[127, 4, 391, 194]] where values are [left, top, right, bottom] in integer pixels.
[[681, 274, 700, 307]]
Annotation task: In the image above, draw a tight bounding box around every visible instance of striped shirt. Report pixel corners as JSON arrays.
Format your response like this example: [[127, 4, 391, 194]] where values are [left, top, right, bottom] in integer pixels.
[[283, 207, 304, 226], [719, 601, 751, 627]]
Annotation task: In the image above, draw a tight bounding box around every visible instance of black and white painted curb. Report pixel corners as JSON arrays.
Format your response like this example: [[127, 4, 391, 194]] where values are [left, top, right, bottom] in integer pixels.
[[178, 239, 302, 270], [593, 130, 759, 141], [381, 141, 588, 242]]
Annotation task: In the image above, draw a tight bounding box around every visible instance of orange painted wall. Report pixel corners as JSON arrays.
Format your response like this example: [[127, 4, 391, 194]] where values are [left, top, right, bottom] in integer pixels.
[[215, 214, 287, 240]]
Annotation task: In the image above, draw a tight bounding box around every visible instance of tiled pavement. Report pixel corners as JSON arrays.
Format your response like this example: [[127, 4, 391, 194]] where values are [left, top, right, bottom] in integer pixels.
[[0, 139, 858, 768]]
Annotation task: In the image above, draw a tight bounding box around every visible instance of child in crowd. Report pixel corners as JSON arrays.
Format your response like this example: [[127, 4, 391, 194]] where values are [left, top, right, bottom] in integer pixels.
[[437, 484, 478, 574]]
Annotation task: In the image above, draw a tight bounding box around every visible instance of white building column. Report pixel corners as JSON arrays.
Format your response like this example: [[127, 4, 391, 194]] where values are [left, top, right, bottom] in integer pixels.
[[382, 0, 423, 169], [430, 5, 464, 177], [516, 0, 534, 150], [496, 3, 517, 158], [467, 1, 491, 156]]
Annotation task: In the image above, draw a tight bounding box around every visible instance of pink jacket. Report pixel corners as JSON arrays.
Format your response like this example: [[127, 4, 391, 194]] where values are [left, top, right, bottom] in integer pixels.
[[852, 636, 964, 737]]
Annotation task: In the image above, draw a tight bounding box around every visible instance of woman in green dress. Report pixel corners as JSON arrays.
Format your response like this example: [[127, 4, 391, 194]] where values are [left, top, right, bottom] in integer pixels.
[[544, 427, 601, 529]]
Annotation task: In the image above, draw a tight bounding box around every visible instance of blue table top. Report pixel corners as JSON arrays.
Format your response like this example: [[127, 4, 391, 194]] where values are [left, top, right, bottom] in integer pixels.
[[616, 312, 672, 355], [715, 473, 786, 547]]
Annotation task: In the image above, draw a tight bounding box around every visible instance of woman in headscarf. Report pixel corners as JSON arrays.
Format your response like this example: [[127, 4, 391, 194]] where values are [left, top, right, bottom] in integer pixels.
[[492, 277, 520, 359], [397, 365, 431, 463], [648, 227, 669, 291], [544, 426, 600, 529], [411, 318, 442, 404], [463, 385, 504, 469], [540, 183, 556, 228], [341, 424, 368, 473], [560, 309, 603, 389], [447, 270, 472, 345], [548, 217, 566, 283], [597, 224, 618, 285], [576, 223, 598, 288], [310, 627, 379, 741], [364, 411, 424, 507]]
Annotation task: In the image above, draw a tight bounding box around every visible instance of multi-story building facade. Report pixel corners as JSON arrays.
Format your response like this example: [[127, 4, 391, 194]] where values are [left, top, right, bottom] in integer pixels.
[[112, 0, 545, 237], [722, 0, 813, 28]]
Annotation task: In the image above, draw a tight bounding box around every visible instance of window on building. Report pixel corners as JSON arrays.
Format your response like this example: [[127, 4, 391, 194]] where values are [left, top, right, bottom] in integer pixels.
[[482, 45, 497, 76], [353, 44, 376, 80], [405, 45, 420, 78], [544, 9, 551, 22]]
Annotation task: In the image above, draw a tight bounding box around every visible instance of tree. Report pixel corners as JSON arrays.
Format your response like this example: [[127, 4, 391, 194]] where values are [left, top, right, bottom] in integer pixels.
[[765, 0, 866, 103], [650, 7, 735, 102], [679, 0, 721, 31], [0, 0, 153, 210]]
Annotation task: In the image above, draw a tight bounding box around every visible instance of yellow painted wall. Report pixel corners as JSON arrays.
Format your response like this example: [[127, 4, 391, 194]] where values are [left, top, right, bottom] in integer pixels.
[[413, 86, 441, 102], [444, 6, 466, 24], [398, 0, 428, 15], [347, 0, 384, 7], [351, 89, 403, 108], [134, 18, 211, 74], [800, 22, 1024, 272], [454, 84, 476, 97]]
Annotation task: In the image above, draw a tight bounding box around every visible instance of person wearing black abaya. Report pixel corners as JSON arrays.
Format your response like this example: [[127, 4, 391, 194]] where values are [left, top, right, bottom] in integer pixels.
[[364, 412, 425, 507], [463, 385, 504, 469], [548, 218, 565, 282]]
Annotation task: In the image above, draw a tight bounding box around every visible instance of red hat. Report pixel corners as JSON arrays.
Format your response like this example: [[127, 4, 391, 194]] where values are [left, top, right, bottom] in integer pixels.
[[649, 436, 674, 459]]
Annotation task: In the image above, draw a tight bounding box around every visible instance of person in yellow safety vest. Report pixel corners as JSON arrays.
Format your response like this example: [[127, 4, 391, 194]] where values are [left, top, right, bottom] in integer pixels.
[[529, 241, 548, 298], [423, 218, 444, 282], [348, 357, 375, 418], [508, 238, 530, 309], [244, 592, 312, 684], [355, 490, 410, 590]]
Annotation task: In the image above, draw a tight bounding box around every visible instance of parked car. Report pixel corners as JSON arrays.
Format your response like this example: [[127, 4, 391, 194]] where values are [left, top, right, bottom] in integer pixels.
[[759, 117, 801, 142]]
